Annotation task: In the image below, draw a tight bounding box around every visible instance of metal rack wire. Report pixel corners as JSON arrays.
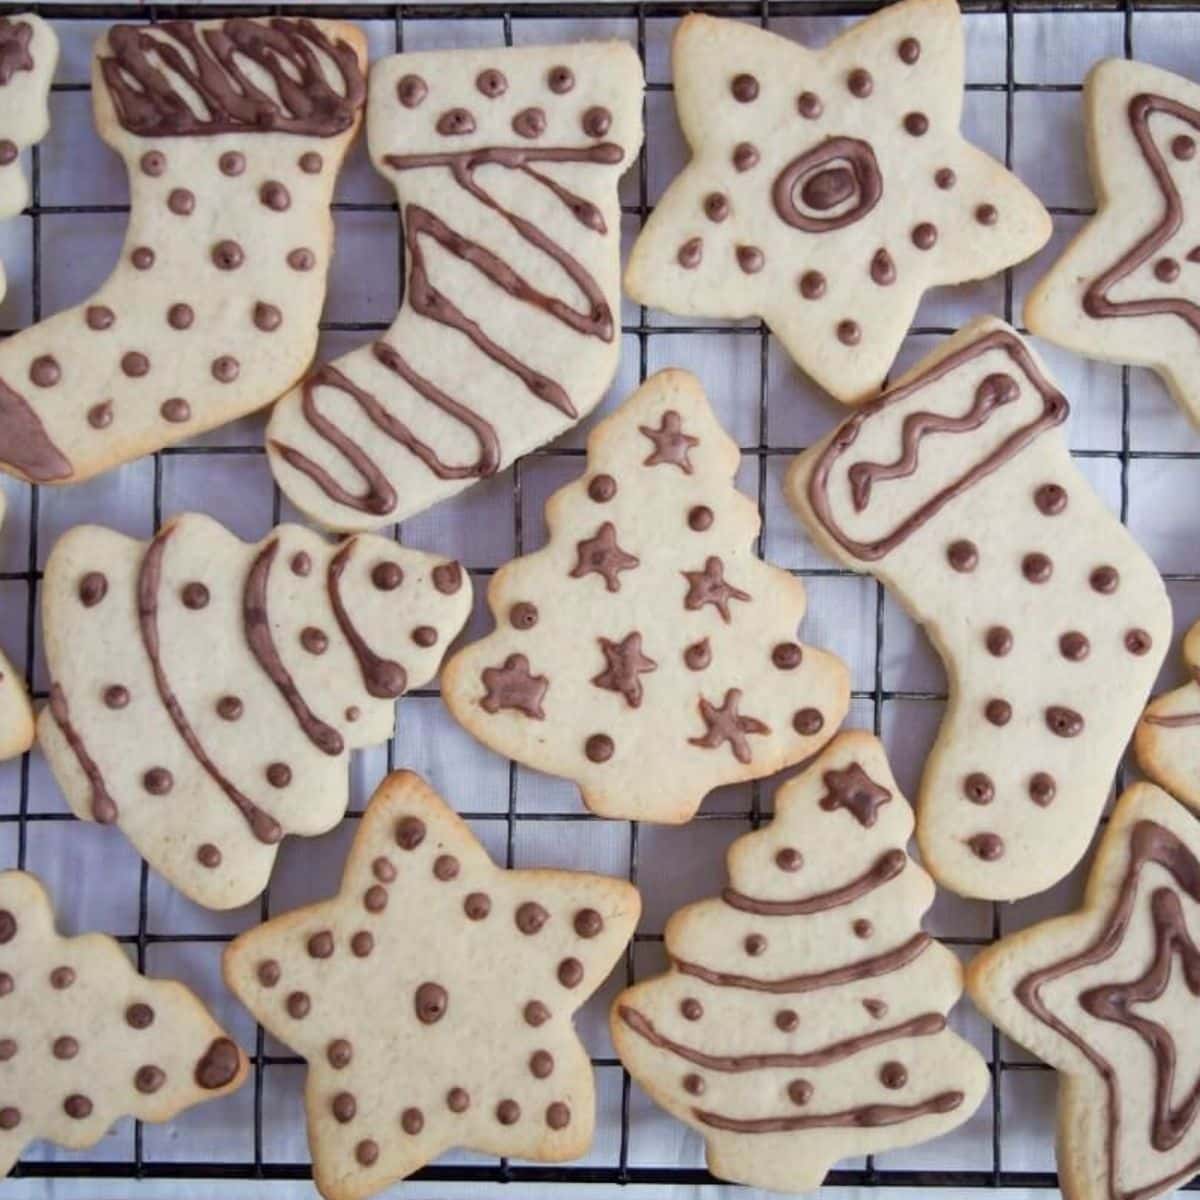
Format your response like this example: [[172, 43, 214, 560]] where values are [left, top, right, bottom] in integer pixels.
[[1, 0, 1198, 1191]]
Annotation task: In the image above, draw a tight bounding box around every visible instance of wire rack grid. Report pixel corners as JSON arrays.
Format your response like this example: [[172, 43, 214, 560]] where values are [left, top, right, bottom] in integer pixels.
[[1, 0, 1200, 1195]]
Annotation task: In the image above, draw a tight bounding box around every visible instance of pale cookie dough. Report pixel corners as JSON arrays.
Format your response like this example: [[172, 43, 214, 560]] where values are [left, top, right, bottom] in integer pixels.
[[1026, 59, 1200, 428], [968, 783, 1200, 1200], [786, 316, 1171, 901], [267, 41, 644, 532], [0, 17, 367, 486], [0, 15, 57, 302], [624, 0, 1051, 405], [36, 513, 470, 910], [224, 770, 640, 1200], [612, 731, 989, 1193], [1136, 617, 1200, 814], [441, 368, 850, 824], [0, 492, 32, 762], [0, 869, 247, 1176]]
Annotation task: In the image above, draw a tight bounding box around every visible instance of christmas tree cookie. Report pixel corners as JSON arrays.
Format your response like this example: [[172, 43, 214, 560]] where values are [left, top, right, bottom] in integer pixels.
[[441, 368, 850, 824], [0, 870, 247, 1176], [1026, 60, 1200, 428], [0, 14, 57, 302], [37, 513, 470, 910], [624, 0, 1050, 404], [0, 492, 32, 762], [968, 783, 1200, 1200], [224, 770, 640, 1200], [612, 731, 989, 1192], [786, 317, 1170, 901], [0, 18, 366, 486], [268, 40, 643, 531]]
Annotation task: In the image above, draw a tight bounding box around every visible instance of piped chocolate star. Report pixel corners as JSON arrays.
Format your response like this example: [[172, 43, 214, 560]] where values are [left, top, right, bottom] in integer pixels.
[[818, 762, 893, 827], [592, 632, 658, 708], [640, 410, 699, 473], [682, 556, 751, 622], [570, 523, 639, 593], [688, 687, 770, 763], [481, 653, 548, 719]]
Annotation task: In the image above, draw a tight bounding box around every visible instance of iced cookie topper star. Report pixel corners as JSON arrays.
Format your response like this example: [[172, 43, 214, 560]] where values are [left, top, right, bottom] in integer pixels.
[[969, 785, 1200, 1200], [1027, 59, 1200, 428], [224, 771, 640, 1200], [626, 0, 1051, 404]]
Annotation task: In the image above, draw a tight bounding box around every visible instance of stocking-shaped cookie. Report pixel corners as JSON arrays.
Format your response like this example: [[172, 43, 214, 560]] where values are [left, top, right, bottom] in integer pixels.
[[1136, 618, 1200, 813], [613, 732, 989, 1192], [968, 784, 1200, 1200], [0, 18, 366, 486], [0, 14, 57, 302], [267, 41, 643, 532], [37, 513, 470, 910], [787, 317, 1171, 900], [1026, 60, 1200, 428], [442, 369, 850, 824], [224, 771, 640, 1200], [0, 492, 32, 761], [0, 870, 247, 1176], [623, 0, 1050, 405]]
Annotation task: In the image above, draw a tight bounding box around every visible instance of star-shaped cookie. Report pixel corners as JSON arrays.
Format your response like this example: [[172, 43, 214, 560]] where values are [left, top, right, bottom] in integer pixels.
[[0, 870, 247, 1176], [224, 771, 640, 1200], [625, 0, 1051, 405], [968, 783, 1200, 1200], [1026, 59, 1200, 427]]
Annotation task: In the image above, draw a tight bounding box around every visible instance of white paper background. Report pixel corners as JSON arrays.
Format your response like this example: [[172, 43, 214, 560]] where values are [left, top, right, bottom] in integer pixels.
[[3, 3, 1200, 1197]]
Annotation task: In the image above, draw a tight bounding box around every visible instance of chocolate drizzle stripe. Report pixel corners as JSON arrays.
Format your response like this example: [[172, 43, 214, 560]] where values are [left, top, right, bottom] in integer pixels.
[[0, 377, 73, 483], [0, 19, 34, 87], [244, 538, 344, 756], [619, 1005, 945, 1071], [138, 528, 282, 844], [100, 19, 365, 139], [723, 849, 906, 916], [1083, 95, 1200, 332], [1014, 819, 1200, 1200], [694, 1090, 964, 1134], [326, 539, 407, 699], [48, 683, 118, 824], [676, 932, 931, 994], [808, 330, 1068, 561]]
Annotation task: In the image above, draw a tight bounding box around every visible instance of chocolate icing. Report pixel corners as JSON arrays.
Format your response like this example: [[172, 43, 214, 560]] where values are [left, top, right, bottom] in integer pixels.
[[808, 329, 1067, 561], [682, 557, 749, 622], [0, 377, 73, 482], [99, 19, 365, 138], [723, 849, 905, 915], [641, 410, 698, 471], [592, 632, 656, 707], [693, 1092, 964, 1135], [688, 689, 769, 764], [48, 684, 117, 824], [774, 138, 882, 233], [0, 19, 33, 86], [327, 540, 407, 698], [571, 522, 638, 591], [482, 653, 548, 719], [138, 527, 282, 845], [819, 763, 892, 827]]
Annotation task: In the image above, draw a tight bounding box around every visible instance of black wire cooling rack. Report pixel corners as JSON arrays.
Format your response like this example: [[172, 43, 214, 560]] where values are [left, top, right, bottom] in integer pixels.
[[2, 0, 1200, 1192]]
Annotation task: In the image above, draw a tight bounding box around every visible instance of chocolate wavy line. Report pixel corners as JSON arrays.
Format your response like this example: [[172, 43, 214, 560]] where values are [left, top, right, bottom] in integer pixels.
[[676, 932, 932, 994], [722, 849, 906, 916], [273, 143, 622, 517], [48, 683, 117, 824], [0, 376, 72, 483], [694, 1090, 964, 1135], [137, 527, 282, 845], [327, 538, 407, 699], [618, 1005, 945, 1072], [807, 329, 1067, 562], [1083, 94, 1200, 333], [244, 538, 344, 757]]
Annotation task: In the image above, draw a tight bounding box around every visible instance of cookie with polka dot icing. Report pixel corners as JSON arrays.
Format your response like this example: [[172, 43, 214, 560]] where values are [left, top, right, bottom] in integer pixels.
[[786, 316, 1170, 900], [223, 769, 640, 1200], [0, 492, 33, 763], [267, 39, 643, 532], [625, 0, 1051, 405], [0, 14, 57, 303], [440, 368, 850, 824], [0, 17, 366, 487], [1027, 59, 1200, 429], [612, 731, 989, 1193], [0, 869, 247, 1177], [36, 512, 470, 910]]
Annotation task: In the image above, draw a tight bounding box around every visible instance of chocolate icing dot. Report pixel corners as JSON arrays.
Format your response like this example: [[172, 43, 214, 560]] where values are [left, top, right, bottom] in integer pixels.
[[79, 572, 108, 607], [513, 107, 547, 139], [168, 188, 194, 216], [464, 892, 491, 920], [182, 581, 210, 609], [1046, 705, 1085, 737], [677, 237, 703, 269], [131, 247, 155, 270], [530, 1049, 555, 1078], [63, 1095, 93, 1120], [132, 1065, 165, 1095], [744, 933, 767, 956], [355, 1140, 378, 1166], [212, 240, 244, 270], [448, 1087, 470, 1113], [1156, 257, 1181, 283], [197, 843, 221, 869], [88, 401, 114, 429], [167, 303, 194, 330], [372, 857, 396, 883], [946, 539, 977, 572], [516, 902, 549, 935], [800, 271, 826, 300], [547, 1101, 571, 1129], [736, 245, 764, 273], [256, 961, 280, 988], [0, 1040, 15, 1061], [140, 151, 166, 176], [797, 91, 822, 119], [372, 561, 403, 590], [267, 763, 292, 788], [837, 319, 861, 346], [870, 249, 896, 286], [497, 1099, 521, 1125], [396, 816, 426, 849], [775, 1009, 799, 1032], [412, 625, 437, 647], [968, 833, 1004, 861], [733, 142, 760, 171], [985, 626, 1013, 656], [776, 848, 803, 871], [588, 474, 617, 502], [301, 627, 328, 655], [704, 193, 730, 222], [0, 973, 12, 996], [126, 1002, 155, 1029], [976, 203, 999, 226], [218, 151, 245, 176], [984, 699, 1012, 726], [683, 1073, 705, 1095], [0, 1108, 18, 1130], [880, 1061, 908, 1089], [438, 108, 476, 136], [903, 112, 928, 136], [332, 1092, 356, 1123], [434, 854, 459, 881], [121, 351, 149, 378], [212, 355, 239, 383], [86, 305, 115, 330], [788, 1079, 814, 1105], [104, 684, 130, 709], [398, 75, 427, 108], [260, 181, 291, 212], [681, 998, 703, 1021], [1059, 631, 1090, 661], [1034, 483, 1067, 514], [1126, 628, 1153, 655], [143, 767, 173, 795], [524, 1000, 551, 1027], [548, 66, 574, 93], [1090, 565, 1119, 594], [1173, 134, 1196, 161], [582, 106, 611, 137], [853, 918, 873, 939], [363, 885, 388, 913], [510, 602, 539, 629], [793, 707, 824, 735], [1029, 772, 1056, 806], [254, 302, 282, 332], [299, 152, 323, 174], [351, 931, 373, 958], [963, 773, 994, 805], [557, 957, 584, 988], [898, 37, 921, 63], [585, 733, 614, 763], [847, 68, 873, 97], [1022, 552, 1053, 583], [291, 552, 312, 577], [935, 167, 956, 189], [327, 1039, 352, 1067], [688, 505, 714, 531], [287, 249, 315, 271], [30, 356, 60, 387], [912, 222, 938, 250], [574, 908, 603, 938], [401, 1106, 425, 1135], [160, 398, 191, 424], [0, 142, 13, 167], [50, 966, 75, 989], [772, 643, 802, 670], [731, 73, 759, 102], [476, 68, 507, 98]]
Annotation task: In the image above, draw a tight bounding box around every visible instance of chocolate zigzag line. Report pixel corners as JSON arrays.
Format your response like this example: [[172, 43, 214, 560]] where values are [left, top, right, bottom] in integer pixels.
[[138, 527, 283, 845], [100, 18, 365, 139], [693, 1090, 965, 1135], [675, 932, 932, 994], [273, 143, 623, 517], [619, 1005, 946, 1072], [722, 849, 906, 916]]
